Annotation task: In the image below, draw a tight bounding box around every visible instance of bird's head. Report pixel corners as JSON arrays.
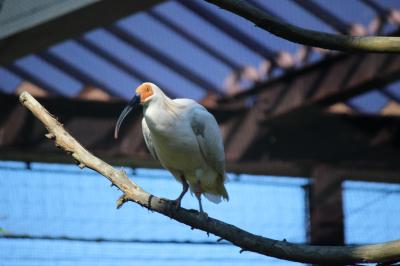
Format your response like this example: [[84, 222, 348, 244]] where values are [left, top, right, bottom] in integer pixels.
[[114, 82, 162, 139], [135, 82, 157, 104]]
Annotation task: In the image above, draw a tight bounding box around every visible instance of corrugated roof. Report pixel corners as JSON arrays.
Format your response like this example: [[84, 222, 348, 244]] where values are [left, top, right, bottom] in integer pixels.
[[0, 0, 399, 111]]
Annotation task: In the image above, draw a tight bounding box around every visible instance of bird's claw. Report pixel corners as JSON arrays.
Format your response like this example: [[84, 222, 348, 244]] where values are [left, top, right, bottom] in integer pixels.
[[198, 211, 208, 220], [170, 199, 182, 210]]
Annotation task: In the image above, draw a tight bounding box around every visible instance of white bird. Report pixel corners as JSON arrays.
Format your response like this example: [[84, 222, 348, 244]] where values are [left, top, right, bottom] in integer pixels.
[[114, 82, 229, 213]]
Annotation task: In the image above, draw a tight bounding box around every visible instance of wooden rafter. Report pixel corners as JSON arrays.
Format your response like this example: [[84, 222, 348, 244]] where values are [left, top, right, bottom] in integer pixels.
[[221, 51, 400, 161], [1, 92, 400, 183]]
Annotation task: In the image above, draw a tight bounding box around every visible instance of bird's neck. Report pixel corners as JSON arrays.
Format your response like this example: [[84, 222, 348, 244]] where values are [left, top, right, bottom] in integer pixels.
[[143, 96, 179, 131]]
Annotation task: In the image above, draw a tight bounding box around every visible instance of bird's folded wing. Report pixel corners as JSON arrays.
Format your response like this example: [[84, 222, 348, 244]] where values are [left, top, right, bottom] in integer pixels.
[[142, 118, 159, 161], [190, 107, 225, 176]]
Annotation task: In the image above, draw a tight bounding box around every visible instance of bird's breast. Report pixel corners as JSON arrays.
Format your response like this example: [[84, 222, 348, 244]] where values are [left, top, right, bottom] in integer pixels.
[[151, 122, 196, 154], [143, 104, 206, 172], [151, 123, 203, 169]]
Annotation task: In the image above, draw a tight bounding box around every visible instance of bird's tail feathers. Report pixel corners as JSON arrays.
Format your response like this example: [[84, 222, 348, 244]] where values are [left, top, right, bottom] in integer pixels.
[[219, 174, 229, 201], [204, 193, 222, 204], [204, 177, 229, 204], [218, 182, 229, 201]]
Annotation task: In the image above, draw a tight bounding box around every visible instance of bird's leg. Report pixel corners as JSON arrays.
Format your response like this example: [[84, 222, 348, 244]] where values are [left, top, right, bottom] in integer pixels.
[[194, 180, 208, 218], [195, 191, 204, 213], [172, 175, 189, 209]]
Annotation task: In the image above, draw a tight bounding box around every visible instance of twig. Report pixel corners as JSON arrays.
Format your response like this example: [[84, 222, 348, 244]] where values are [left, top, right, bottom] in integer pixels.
[[205, 0, 400, 53], [19, 91, 400, 264]]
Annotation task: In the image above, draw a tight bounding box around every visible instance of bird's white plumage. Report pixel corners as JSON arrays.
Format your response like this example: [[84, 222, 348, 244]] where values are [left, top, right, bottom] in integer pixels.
[[140, 84, 228, 205], [141, 119, 158, 161], [190, 106, 225, 177]]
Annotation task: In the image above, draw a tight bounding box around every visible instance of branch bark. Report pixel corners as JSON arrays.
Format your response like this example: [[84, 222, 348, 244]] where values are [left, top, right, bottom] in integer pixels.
[[204, 0, 400, 53], [19, 91, 400, 264]]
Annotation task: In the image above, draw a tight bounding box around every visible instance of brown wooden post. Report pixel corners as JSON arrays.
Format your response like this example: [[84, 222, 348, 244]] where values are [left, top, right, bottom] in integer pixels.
[[309, 165, 344, 246]]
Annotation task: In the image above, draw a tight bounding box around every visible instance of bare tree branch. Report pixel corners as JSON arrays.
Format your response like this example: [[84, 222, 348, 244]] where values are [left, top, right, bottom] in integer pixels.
[[19, 91, 400, 264], [204, 0, 400, 53]]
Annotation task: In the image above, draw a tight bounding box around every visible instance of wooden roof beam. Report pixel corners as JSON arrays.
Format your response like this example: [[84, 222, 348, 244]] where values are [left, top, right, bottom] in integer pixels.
[[1, 92, 400, 182], [221, 52, 400, 161], [222, 51, 400, 121]]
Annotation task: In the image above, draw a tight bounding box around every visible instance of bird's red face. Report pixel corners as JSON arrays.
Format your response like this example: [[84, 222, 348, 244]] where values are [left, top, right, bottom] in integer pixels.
[[114, 82, 153, 139], [136, 82, 154, 104]]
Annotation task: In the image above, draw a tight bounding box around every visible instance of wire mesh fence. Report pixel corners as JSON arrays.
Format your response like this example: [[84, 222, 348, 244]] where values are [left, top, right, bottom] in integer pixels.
[[0, 161, 307, 266], [343, 180, 400, 245], [2, 161, 399, 265]]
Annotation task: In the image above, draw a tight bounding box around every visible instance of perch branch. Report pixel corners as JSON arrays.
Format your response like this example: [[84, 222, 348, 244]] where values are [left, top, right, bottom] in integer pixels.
[[204, 0, 400, 53], [19, 91, 400, 264]]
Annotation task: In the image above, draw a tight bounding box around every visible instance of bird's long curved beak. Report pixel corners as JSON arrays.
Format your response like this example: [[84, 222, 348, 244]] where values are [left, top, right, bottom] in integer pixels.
[[114, 93, 140, 139]]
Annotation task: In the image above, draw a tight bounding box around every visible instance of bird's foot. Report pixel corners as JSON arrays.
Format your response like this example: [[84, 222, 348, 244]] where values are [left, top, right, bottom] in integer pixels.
[[198, 210, 208, 220], [170, 198, 182, 210]]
